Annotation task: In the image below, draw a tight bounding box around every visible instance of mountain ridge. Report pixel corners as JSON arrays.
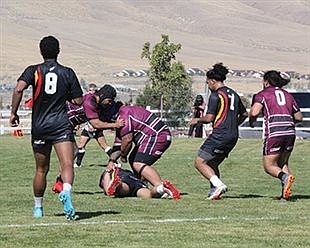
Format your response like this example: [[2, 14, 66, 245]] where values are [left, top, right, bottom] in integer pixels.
[[1, 0, 309, 85]]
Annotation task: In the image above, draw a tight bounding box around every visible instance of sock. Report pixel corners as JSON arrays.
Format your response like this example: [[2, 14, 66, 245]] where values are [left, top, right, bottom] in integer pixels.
[[34, 197, 43, 208], [210, 175, 224, 188], [76, 149, 85, 166], [56, 175, 63, 183], [105, 146, 112, 156], [156, 183, 165, 195], [63, 183, 72, 192], [277, 172, 286, 181]]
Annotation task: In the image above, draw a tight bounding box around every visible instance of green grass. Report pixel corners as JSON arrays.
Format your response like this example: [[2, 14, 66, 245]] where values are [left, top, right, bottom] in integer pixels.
[[0, 135, 309, 248]]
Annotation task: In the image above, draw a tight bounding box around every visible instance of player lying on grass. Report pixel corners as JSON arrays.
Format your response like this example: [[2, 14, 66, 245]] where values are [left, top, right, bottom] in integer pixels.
[[99, 167, 175, 199]]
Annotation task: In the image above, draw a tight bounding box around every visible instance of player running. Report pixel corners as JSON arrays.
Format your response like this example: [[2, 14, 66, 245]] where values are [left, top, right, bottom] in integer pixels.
[[189, 63, 248, 200], [249, 70, 303, 200]]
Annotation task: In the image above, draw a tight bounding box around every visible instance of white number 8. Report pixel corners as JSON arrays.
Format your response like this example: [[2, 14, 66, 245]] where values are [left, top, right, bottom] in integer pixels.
[[45, 72, 58, 94], [275, 90, 286, 106]]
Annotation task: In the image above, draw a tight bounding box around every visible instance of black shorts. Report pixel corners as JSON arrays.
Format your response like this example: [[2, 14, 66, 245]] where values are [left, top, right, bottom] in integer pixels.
[[32, 132, 75, 151], [128, 146, 161, 166], [198, 136, 237, 163], [99, 169, 147, 197], [119, 169, 148, 197], [81, 128, 104, 139]]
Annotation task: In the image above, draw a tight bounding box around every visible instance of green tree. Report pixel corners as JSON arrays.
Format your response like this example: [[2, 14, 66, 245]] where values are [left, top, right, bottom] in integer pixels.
[[136, 34, 192, 126]]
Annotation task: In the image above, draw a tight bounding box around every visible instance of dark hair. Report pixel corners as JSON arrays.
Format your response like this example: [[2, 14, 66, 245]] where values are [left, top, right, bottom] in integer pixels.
[[206, 63, 229, 82], [39, 36, 60, 59], [263, 70, 290, 88], [96, 84, 117, 102], [194, 95, 204, 107]]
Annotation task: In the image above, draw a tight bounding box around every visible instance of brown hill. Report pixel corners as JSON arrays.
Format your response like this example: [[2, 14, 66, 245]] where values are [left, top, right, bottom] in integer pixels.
[[1, 0, 309, 92]]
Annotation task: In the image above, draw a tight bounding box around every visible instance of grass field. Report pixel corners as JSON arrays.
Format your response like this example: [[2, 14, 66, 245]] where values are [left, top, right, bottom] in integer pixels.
[[0, 135, 309, 248]]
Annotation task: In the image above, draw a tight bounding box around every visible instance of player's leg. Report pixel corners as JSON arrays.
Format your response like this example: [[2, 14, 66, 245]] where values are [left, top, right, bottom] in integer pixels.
[[263, 153, 294, 200], [74, 133, 90, 167], [131, 161, 180, 200], [52, 138, 78, 193], [32, 143, 52, 218], [54, 141, 76, 220], [96, 132, 112, 156], [195, 155, 227, 200], [136, 188, 152, 198], [278, 151, 295, 200], [278, 151, 292, 174]]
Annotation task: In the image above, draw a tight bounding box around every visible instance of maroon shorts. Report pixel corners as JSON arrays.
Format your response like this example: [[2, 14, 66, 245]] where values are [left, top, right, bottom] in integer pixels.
[[263, 136, 295, 156], [130, 132, 172, 165]]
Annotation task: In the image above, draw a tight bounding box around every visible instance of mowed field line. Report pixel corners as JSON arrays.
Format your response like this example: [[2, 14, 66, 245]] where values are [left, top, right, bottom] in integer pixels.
[[1, 215, 309, 229]]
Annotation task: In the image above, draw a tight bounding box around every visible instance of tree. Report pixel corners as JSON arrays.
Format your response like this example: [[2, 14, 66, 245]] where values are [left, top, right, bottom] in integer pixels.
[[136, 34, 192, 126]]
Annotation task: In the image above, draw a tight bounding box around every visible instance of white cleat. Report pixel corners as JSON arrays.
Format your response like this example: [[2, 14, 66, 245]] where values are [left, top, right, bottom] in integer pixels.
[[207, 184, 228, 200]]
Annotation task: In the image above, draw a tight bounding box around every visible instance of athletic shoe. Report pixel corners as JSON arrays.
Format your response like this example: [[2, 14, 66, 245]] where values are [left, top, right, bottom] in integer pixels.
[[59, 190, 76, 220], [207, 184, 228, 200], [107, 167, 121, 196], [161, 192, 171, 199], [163, 180, 181, 200], [52, 180, 63, 193], [207, 187, 217, 198], [281, 174, 295, 200], [33, 207, 43, 218]]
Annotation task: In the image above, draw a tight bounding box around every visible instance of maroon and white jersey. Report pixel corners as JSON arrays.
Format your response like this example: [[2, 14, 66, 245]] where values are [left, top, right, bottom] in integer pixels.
[[83, 93, 101, 120], [253, 87, 300, 139], [117, 106, 171, 146]]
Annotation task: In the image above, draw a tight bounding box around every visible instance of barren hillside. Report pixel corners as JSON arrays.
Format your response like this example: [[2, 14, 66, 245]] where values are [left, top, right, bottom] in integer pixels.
[[1, 0, 309, 87]]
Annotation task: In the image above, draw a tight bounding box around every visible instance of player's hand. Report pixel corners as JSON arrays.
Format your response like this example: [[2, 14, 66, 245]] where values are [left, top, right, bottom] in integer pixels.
[[10, 114, 20, 127], [114, 117, 125, 128], [106, 161, 115, 172]]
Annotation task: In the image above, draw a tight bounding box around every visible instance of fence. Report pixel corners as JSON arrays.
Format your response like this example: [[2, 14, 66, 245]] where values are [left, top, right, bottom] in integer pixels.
[[1, 109, 310, 139]]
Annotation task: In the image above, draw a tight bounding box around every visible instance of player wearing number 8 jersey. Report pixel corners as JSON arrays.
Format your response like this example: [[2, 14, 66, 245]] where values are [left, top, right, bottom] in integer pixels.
[[249, 70, 303, 200], [189, 63, 248, 200], [10, 36, 83, 220]]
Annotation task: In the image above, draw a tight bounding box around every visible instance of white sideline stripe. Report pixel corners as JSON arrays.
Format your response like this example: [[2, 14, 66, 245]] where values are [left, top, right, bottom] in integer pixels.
[[1, 216, 309, 229]]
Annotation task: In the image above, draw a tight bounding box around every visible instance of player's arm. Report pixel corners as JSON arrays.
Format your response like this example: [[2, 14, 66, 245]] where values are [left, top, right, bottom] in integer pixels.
[[293, 111, 303, 123], [10, 80, 28, 127], [89, 117, 124, 129], [190, 113, 215, 125], [238, 111, 248, 125], [120, 133, 133, 163], [71, 97, 83, 106], [249, 102, 263, 127]]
